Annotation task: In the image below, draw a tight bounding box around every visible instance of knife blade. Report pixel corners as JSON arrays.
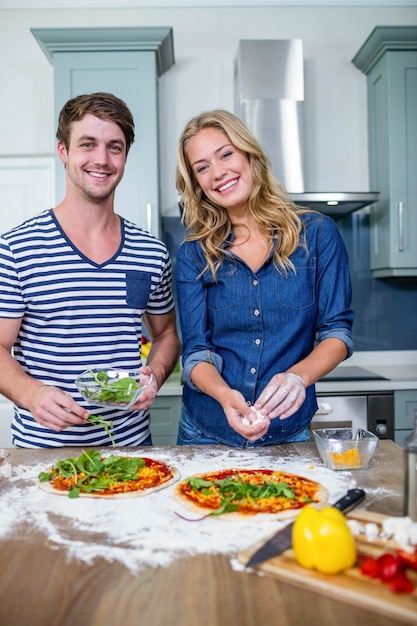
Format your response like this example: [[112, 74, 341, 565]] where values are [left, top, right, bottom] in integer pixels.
[[244, 488, 365, 569]]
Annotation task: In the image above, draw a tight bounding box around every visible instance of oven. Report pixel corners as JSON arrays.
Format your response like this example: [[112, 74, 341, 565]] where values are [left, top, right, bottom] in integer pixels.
[[311, 366, 395, 439], [311, 392, 395, 439]]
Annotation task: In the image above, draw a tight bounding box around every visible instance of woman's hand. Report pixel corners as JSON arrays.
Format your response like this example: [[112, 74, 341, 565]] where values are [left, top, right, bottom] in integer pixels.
[[189, 362, 270, 441], [222, 390, 270, 442], [254, 372, 306, 420]]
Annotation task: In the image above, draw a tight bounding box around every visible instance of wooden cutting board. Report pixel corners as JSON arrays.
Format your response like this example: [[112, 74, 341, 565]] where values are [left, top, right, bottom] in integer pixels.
[[238, 510, 417, 625]]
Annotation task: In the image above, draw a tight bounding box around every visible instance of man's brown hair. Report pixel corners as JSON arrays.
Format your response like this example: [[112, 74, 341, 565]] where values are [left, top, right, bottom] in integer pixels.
[[56, 92, 135, 155]]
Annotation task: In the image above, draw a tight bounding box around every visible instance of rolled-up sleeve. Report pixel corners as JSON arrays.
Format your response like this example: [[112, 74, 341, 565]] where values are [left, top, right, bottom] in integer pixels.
[[317, 328, 354, 359], [182, 348, 224, 391]]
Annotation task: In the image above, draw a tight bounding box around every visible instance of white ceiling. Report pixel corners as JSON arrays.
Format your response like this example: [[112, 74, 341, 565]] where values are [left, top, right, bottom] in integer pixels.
[[0, 0, 414, 9]]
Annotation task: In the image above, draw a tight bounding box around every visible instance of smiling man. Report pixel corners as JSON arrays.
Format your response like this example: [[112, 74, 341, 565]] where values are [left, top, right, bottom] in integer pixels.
[[0, 92, 180, 448]]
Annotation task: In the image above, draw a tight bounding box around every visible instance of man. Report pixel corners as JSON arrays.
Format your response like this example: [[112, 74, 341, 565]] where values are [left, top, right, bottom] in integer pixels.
[[0, 92, 181, 447]]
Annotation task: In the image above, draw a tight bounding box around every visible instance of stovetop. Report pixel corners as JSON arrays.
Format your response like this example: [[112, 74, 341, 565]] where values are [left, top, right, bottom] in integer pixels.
[[319, 366, 388, 382]]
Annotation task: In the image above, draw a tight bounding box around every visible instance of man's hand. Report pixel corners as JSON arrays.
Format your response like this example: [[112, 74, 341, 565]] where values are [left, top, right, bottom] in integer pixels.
[[128, 364, 158, 412], [29, 385, 89, 432]]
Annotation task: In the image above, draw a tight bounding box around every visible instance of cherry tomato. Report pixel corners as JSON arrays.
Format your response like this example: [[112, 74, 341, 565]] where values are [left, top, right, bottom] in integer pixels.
[[359, 551, 415, 594], [397, 549, 417, 572], [359, 556, 380, 578], [377, 553, 402, 582], [389, 573, 415, 594]]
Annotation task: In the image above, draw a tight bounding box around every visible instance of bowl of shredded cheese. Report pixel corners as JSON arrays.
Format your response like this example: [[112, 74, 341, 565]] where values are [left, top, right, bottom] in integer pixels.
[[312, 427, 379, 471]]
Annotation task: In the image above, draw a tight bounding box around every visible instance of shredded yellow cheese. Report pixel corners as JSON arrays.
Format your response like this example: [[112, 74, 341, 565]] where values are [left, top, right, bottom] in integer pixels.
[[330, 447, 362, 469]]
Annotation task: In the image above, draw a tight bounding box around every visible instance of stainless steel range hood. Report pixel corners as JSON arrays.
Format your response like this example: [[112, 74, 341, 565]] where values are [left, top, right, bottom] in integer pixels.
[[234, 40, 378, 218], [289, 191, 379, 216]]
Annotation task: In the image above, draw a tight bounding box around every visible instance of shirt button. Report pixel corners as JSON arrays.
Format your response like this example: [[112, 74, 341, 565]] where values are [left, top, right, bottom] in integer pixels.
[[254, 309, 260, 316], [253, 279, 258, 286], [250, 367, 256, 375], [255, 339, 261, 346]]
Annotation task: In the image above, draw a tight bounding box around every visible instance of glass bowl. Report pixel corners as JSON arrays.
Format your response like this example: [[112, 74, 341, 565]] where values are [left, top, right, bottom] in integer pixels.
[[75, 368, 153, 409], [312, 427, 379, 470]]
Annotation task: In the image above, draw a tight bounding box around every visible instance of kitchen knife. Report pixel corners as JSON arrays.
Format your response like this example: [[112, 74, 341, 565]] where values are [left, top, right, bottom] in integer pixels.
[[244, 488, 365, 569]]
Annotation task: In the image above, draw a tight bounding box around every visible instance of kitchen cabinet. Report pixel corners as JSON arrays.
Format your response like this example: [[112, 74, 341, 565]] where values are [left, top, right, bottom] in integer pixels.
[[394, 389, 417, 446], [0, 156, 55, 234], [150, 395, 182, 445], [353, 26, 417, 278], [31, 27, 175, 239]]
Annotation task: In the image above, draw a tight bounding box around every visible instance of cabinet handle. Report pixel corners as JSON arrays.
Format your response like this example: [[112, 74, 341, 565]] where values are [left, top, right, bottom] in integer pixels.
[[315, 402, 333, 415], [146, 203, 152, 233], [398, 201, 404, 252]]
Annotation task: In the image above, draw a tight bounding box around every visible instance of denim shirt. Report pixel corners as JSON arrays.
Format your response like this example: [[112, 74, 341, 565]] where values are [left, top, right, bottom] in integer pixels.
[[175, 211, 354, 447]]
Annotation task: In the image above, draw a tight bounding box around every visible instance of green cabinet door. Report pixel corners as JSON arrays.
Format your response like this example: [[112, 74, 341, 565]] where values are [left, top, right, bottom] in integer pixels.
[[31, 27, 175, 240], [353, 27, 417, 278], [53, 50, 160, 236], [367, 51, 417, 277], [394, 390, 417, 446]]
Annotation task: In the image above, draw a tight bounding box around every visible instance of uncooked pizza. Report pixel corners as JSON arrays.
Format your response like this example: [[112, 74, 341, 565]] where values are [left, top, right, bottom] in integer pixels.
[[38, 449, 180, 498], [174, 468, 328, 521]]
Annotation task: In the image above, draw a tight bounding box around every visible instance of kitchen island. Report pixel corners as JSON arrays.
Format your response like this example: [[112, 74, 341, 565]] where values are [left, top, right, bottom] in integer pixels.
[[0, 440, 414, 626]]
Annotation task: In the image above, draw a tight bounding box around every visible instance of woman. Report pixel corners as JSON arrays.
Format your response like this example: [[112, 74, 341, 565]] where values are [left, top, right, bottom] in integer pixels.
[[175, 109, 353, 447]]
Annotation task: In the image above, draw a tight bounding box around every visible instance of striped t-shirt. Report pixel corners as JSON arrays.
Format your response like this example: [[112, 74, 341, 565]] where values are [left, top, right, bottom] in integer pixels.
[[0, 209, 175, 448]]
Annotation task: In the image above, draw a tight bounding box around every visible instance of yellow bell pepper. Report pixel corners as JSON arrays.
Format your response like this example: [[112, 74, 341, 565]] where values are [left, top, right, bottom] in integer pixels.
[[292, 505, 357, 575], [141, 342, 152, 359]]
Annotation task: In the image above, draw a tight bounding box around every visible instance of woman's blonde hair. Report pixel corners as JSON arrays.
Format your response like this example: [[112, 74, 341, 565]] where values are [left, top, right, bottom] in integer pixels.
[[176, 109, 310, 278]]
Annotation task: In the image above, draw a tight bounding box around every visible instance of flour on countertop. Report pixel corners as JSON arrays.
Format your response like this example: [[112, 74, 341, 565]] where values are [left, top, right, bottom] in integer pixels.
[[0, 448, 367, 574]]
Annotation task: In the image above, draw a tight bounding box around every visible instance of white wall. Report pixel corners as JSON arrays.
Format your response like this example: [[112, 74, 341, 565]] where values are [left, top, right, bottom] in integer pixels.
[[0, 3, 416, 215]]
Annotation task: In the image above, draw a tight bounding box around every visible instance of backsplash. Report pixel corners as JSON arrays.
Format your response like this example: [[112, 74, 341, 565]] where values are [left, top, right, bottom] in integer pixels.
[[161, 213, 417, 352], [338, 211, 417, 351]]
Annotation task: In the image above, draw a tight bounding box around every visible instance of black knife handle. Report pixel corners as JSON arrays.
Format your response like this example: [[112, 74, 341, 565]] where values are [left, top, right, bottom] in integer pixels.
[[332, 488, 366, 514]]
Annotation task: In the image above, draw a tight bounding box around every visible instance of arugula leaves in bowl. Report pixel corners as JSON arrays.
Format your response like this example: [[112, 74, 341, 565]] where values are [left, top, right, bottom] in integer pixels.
[[75, 367, 153, 409]]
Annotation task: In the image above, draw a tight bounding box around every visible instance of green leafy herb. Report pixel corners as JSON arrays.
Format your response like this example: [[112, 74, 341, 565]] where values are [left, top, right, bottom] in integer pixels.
[[186, 474, 297, 516], [84, 368, 139, 404], [38, 449, 146, 498], [87, 414, 116, 447]]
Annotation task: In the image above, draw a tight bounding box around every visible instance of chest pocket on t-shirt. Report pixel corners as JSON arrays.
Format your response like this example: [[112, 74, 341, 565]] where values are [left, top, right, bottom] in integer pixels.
[[125, 270, 152, 310]]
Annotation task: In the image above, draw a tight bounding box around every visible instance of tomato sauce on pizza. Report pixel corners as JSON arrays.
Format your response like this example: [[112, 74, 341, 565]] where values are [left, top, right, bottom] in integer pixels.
[[38, 450, 180, 499], [174, 468, 328, 520]]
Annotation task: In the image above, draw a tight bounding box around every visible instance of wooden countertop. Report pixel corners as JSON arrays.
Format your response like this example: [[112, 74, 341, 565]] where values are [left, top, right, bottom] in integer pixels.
[[0, 441, 410, 626]]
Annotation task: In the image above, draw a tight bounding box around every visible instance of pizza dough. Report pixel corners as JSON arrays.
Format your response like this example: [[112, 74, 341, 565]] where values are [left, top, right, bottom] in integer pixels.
[[38, 454, 180, 499], [241, 407, 266, 427], [174, 468, 328, 522]]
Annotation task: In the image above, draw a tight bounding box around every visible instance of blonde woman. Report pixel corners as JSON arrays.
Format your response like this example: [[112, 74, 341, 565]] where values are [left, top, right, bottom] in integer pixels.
[[175, 109, 353, 447]]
